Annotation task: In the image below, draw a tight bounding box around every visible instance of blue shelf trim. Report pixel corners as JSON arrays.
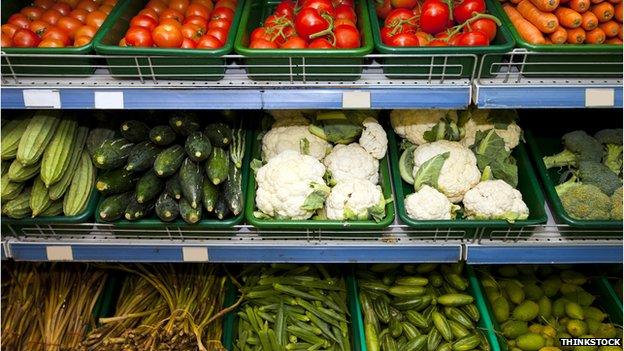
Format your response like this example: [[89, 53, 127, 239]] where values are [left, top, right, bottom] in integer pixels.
[[466, 245, 623, 264], [476, 86, 623, 108]]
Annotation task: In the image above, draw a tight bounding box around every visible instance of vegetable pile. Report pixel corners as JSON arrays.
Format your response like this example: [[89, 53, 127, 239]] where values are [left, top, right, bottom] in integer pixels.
[[1, 0, 117, 48], [120, 0, 237, 48], [375, 0, 502, 46], [501, 0, 622, 44], [248, 0, 362, 49], [1, 111, 96, 219], [391, 108, 530, 222], [479, 265, 623, 351], [234, 264, 352, 350], [252, 110, 391, 222], [542, 129, 622, 220], [358, 263, 490, 351], [91, 111, 245, 224]]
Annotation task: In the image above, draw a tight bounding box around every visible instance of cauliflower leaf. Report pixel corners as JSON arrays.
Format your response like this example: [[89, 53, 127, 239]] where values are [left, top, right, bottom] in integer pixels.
[[301, 182, 331, 211], [423, 115, 463, 143], [413, 152, 450, 191], [472, 129, 518, 188], [309, 111, 363, 144]]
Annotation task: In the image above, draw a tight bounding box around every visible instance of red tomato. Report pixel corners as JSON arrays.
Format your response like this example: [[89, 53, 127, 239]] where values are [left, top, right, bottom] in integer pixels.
[[251, 27, 273, 42], [196, 33, 223, 48], [419, 0, 450, 34], [169, 0, 190, 13], [308, 37, 333, 48], [1, 24, 19, 38], [384, 9, 417, 28], [52, 3, 72, 16], [38, 37, 65, 46], [380, 26, 394, 44], [73, 35, 92, 46], [13, 29, 40, 47], [76, 0, 98, 12], [86, 10, 107, 28], [206, 27, 227, 43], [185, 15, 209, 29], [453, 0, 485, 24], [192, 0, 213, 8], [181, 22, 205, 41], [280, 35, 306, 48], [274, 0, 295, 18], [1, 33, 13, 46], [249, 38, 278, 48], [34, 0, 55, 10], [294, 8, 330, 40], [74, 24, 97, 38], [335, 5, 357, 22], [42, 27, 71, 45], [29, 20, 51, 37], [159, 18, 183, 28], [138, 8, 160, 20], [428, 38, 448, 45], [70, 9, 89, 23], [8, 14, 31, 29], [146, 0, 168, 14], [21, 7, 44, 21], [152, 23, 183, 47], [390, 32, 419, 46], [264, 14, 288, 27], [334, 24, 360, 48], [40, 9, 63, 25], [57, 17, 82, 38], [181, 37, 196, 47], [215, 0, 237, 10], [391, 0, 418, 8], [185, 3, 212, 19], [414, 31, 431, 45], [131, 15, 158, 31], [435, 30, 461, 45], [470, 18, 496, 41], [99, 4, 114, 14], [334, 18, 356, 28], [118, 37, 126, 45], [334, 0, 354, 7], [208, 19, 230, 29], [457, 30, 489, 45], [125, 26, 153, 46], [302, 0, 335, 16], [159, 8, 183, 22], [211, 7, 234, 21]]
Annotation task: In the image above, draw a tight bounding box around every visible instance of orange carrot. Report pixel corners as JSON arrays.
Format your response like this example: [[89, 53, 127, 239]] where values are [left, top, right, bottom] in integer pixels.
[[549, 26, 569, 41], [569, 0, 590, 12], [592, 2, 615, 21], [581, 11, 599, 29], [528, 0, 559, 12], [567, 26, 587, 41], [599, 19, 620, 34], [605, 36, 623, 41], [517, 0, 560, 32], [585, 27, 607, 41], [555, 7, 583, 27], [504, 4, 548, 43], [615, 2, 622, 20]]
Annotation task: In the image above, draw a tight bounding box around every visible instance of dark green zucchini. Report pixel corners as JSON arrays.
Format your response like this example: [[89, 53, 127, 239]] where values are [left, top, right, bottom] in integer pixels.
[[179, 158, 203, 209], [135, 171, 164, 204], [86, 127, 115, 157], [206, 147, 229, 185], [96, 169, 139, 196], [202, 178, 219, 212], [149, 125, 177, 146], [124, 197, 154, 221], [165, 174, 183, 200], [184, 132, 212, 162], [204, 123, 232, 147], [169, 112, 200, 136], [120, 120, 150, 142], [125, 141, 160, 172], [155, 191, 179, 222], [180, 197, 202, 224], [92, 138, 134, 170], [223, 163, 243, 215], [98, 192, 133, 221], [153, 145, 185, 177], [214, 191, 231, 220]]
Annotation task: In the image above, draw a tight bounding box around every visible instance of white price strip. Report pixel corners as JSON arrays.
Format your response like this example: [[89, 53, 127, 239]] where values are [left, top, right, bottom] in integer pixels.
[[342, 91, 371, 109], [585, 88, 614, 107], [23, 89, 61, 108], [182, 247, 209, 262], [94, 91, 124, 109], [46, 246, 73, 261]]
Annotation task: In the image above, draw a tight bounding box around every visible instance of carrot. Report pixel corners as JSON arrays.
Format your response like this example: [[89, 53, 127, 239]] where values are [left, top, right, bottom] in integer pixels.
[[504, 4, 548, 43], [581, 11, 599, 28], [569, 0, 590, 12], [615, 2, 622, 20], [549, 26, 569, 41], [585, 27, 607, 41], [517, 0, 560, 32], [599, 19, 620, 34], [605, 36, 623, 41], [592, 2, 615, 21], [567, 26, 587, 41], [555, 7, 583, 27], [528, 0, 559, 12]]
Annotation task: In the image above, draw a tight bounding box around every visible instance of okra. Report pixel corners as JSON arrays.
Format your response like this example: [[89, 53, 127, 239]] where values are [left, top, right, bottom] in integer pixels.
[[274, 283, 322, 300]]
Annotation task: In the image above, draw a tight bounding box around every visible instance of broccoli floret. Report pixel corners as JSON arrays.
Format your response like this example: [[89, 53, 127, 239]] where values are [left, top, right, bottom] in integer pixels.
[[543, 131, 603, 169], [543, 149, 578, 169], [595, 129, 623, 145], [595, 129, 623, 175], [578, 161, 623, 196], [556, 179, 611, 220], [611, 187, 622, 220]]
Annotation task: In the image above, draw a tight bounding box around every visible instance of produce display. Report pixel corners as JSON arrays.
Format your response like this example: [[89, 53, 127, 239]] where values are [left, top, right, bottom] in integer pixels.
[[391, 108, 529, 221], [247, 0, 363, 49], [92, 111, 245, 224], [234, 264, 352, 350], [358, 263, 490, 351], [1, 0, 117, 48], [1, 111, 96, 219], [119, 0, 238, 48], [251, 110, 390, 222], [501, 0, 623, 44], [374, 0, 503, 46], [542, 129, 622, 220], [479, 265, 623, 351], [1, 263, 108, 351]]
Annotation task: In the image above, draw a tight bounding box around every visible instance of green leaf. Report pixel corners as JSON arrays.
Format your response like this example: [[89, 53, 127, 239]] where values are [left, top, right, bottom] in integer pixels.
[[250, 159, 264, 175], [488, 110, 517, 130], [301, 182, 330, 211], [472, 129, 518, 187], [253, 210, 272, 219], [324, 170, 337, 187], [423, 117, 463, 143], [312, 111, 363, 144], [368, 197, 388, 223], [399, 139, 415, 151], [413, 152, 450, 191], [300, 138, 310, 155], [344, 207, 358, 220], [481, 165, 493, 181]]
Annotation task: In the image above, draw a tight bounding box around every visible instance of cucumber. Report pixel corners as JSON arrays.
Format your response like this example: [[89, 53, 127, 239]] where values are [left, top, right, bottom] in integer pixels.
[[204, 123, 232, 147], [179, 158, 203, 209], [135, 171, 164, 204], [154, 145, 185, 177], [1, 117, 31, 160], [30, 176, 52, 217], [96, 169, 139, 196], [124, 197, 154, 221], [63, 151, 96, 216], [149, 125, 177, 146], [3, 187, 32, 219], [98, 192, 133, 221], [8, 159, 40, 182], [202, 178, 219, 212], [184, 132, 212, 162], [214, 191, 231, 220], [229, 128, 245, 168], [92, 138, 134, 170], [399, 145, 416, 185], [86, 127, 116, 157], [165, 174, 183, 200], [155, 191, 179, 222], [120, 120, 150, 142], [223, 163, 243, 215], [206, 147, 229, 185], [40, 117, 78, 187], [16, 110, 61, 166], [180, 197, 202, 224], [169, 112, 200, 136], [40, 200, 63, 216], [125, 141, 160, 172], [49, 126, 88, 201], [1, 173, 24, 201]]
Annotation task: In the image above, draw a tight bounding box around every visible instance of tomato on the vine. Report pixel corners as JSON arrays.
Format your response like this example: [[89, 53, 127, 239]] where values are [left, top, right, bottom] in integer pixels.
[[250, 38, 277, 48], [375, 0, 392, 20], [334, 18, 356, 28], [335, 5, 357, 22], [302, 0, 336, 17], [435, 30, 461, 45], [334, 24, 360, 48], [13, 29, 40, 47], [390, 32, 419, 46], [414, 31, 431, 45], [391, 0, 418, 9], [294, 8, 329, 40], [419, 0, 451, 34], [280, 35, 307, 48], [469, 18, 496, 40], [152, 22, 183, 47], [251, 27, 273, 42], [453, 0, 485, 24], [125, 26, 153, 46], [308, 37, 333, 48], [457, 30, 489, 45], [274, 0, 295, 18], [384, 9, 417, 28]]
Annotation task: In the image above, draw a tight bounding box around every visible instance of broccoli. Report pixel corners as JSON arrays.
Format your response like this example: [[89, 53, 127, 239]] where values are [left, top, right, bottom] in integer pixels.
[[578, 161, 622, 196], [543, 130, 603, 169], [594, 129, 623, 175], [611, 187, 622, 220], [556, 178, 612, 220]]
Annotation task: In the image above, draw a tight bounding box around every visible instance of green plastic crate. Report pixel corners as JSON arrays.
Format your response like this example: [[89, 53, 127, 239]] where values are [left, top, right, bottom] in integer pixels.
[[388, 129, 547, 238], [93, 0, 243, 80], [233, 0, 374, 81], [368, 0, 515, 79], [1, 0, 124, 76], [244, 131, 395, 231]]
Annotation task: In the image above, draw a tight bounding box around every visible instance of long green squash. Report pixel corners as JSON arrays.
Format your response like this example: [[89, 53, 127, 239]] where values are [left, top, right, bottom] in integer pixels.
[[1, 118, 31, 160], [3, 187, 32, 219], [16, 111, 61, 166], [40, 118, 78, 187], [30, 176, 52, 217], [1, 173, 24, 201], [8, 159, 40, 182], [49, 126, 88, 201], [63, 151, 95, 216]]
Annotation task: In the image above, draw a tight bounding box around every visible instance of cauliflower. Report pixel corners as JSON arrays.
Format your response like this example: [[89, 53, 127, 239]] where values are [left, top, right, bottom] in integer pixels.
[[460, 109, 522, 150], [359, 118, 388, 159], [324, 143, 379, 184], [271, 115, 310, 128], [262, 125, 332, 161], [390, 109, 459, 146], [255, 150, 329, 220], [463, 180, 529, 222], [412, 140, 481, 203], [325, 179, 386, 221], [405, 185, 460, 220]]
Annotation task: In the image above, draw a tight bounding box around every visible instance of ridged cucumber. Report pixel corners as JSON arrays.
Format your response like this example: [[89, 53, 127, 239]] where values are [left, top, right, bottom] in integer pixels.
[[230, 128, 245, 168], [3, 187, 32, 219], [1, 118, 31, 160], [165, 174, 183, 200], [86, 127, 115, 157], [120, 120, 150, 142], [1, 161, 8, 175], [169, 112, 200, 136], [63, 151, 96, 216], [223, 163, 243, 215], [184, 131, 212, 162], [1, 173, 25, 201], [135, 171, 164, 204], [124, 197, 154, 221], [155, 191, 179, 222], [92, 138, 134, 170], [16, 111, 61, 166], [214, 192, 231, 220], [153, 145, 185, 177], [202, 178, 219, 212], [49, 126, 88, 201], [179, 158, 203, 209], [40, 200, 63, 216], [96, 168, 139, 196], [30, 176, 52, 217], [204, 123, 232, 147], [180, 197, 202, 224], [149, 125, 177, 146], [206, 147, 229, 185], [40, 118, 78, 187], [8, 159, 40, 182], [125, 141, 160, 172], [98, 192, 133, 221]]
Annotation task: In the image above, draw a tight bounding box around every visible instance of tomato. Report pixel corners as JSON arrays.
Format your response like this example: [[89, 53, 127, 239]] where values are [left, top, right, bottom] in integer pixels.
[[159, 9, 183, 22], [457, 30, 488, 45], [60, 0, 81, 8], [180, 37, 196, 47], [73, 35, 92, 46], [251, 27, 272, 42], [1, 33, 13, 47], [308, 37, 333, 47], [295, 8, 329, 40], [99, 4, 114, 14], [104, 0, 118, 5], [334, 18, 356, 28], [34, 0, 55, 10], [2, 24, 19, 38], [215, 0, 237, 11], [57, 17, 82, 38], [8, 14, 31, 29], [384, 9, 417, 27], [76, 0, 98, 12], [211, 7, 235, 21], [470, 18, 496, 41], [264, 14, 289, 27], [453, 0, 485, 24], [419, 0, 450, 34], [41, 9, 64, 25], [118, 37, 126, 45], [131, 15, 158, 31], [302, 0, 335, 16], [38, 37, 64, 47], [334, 24, 360, 48], [375, 0, 392, 20], [181, 22, 205, 41], [208, 18, 230, 29], [152, 23, 183, 47], [125, 26, 153, 46], [185, 15, 208, 29], [51, 3, 72, 16], [414, 30, 431, 45], [13, 29, 40, 47], [42, 27, 71, 45], [169, 0, 190, 13], [390, 32, 419, 46], [435, 30, 460, 45], [191, 0, 213, 8], [185, 3, 212, 18], [146, 0, 168, 14], [196, 33, 223, 48], [391, 0, 418, 9], [206, 27, 227, 43], [380, 26, 394, 44], [74, 24, 97, 38], [274, 0, 295, 18], [428, 38, 447, 45], [29, 20, 51, 37], [69, 9, 89, 23], [335, 5, 357, 23], [86, 10, 106, 28], [21, 7, 44, 21], [280, 36, 306, 48], [334, 0, 354, 7], [159, 18, 183, 28], [138, 8, 160, 20], [249, 38, 278, 48]]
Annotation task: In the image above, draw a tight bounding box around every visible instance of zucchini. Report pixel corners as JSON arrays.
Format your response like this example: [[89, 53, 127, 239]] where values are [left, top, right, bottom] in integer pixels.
[[125, 141, 160, 172], [184, 131, 212, 162], [40, 117, 78, 187], [169, 112, 200, 136], [202, 178, 219, 212], [86, 127, 116, 157], [2, 187, 32, 219], [124, 197, 154, 221], [204, 122, 232, 147], [155, 191, 179, 222], [1, 173, 24, 201], [16, 110, 61, 166], [30, 176, 52, 217], [98, 192, 133, 221], [8, 159, 40, 182], [214, 191, 231, 220], [206, 147, 229, 185], [179, 158, 203, 209], [165, 174, 183, 200], [63, 151, 96, 216], [49, 126, 88, 201], [96, 168, 139, 196], [135, 171, 165, 204], [120, 120, 150, 142], [230, 128, 245, 168], [223, 163, 243, 215], [40, 200, 63, 217], [154, 145, 185, 177], [149, 125, 177, 146], [1, 117, 31, 160], [92, 138, 134, 170], [180, 197, 202, 224]]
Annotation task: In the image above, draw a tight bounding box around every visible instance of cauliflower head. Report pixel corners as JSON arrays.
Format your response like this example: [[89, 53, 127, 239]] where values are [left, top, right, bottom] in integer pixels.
[[460, 109, 522, 150], [262, 125, 332, 161], [325, 179, 386, 221], [390, 109, 458, 146], [412, 140, 481, 203], [256, 150, 329, 220], [463, 180, 529, 222], [324, 143, 379, 185], [359, 118, 388, 159], [405, 185, 460, 220]]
